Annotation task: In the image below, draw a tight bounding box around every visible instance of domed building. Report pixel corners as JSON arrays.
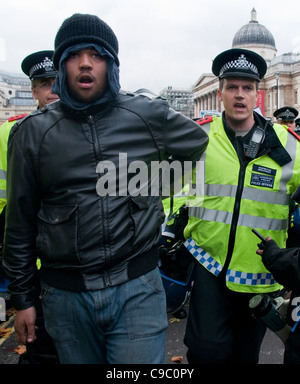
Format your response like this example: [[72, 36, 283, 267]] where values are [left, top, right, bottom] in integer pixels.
[[232, 8, 276, 62], [192, 8, 300, 120]]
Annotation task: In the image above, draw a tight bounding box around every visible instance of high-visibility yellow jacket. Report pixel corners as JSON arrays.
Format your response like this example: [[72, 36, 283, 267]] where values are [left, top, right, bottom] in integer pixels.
[[0, 114, 27, 214], [184, 115, 300, 294]]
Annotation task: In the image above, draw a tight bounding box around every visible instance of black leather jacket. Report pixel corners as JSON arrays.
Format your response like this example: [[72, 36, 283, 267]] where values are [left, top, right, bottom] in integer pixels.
[[261, 240, 300, 328], [262, 240, 300, 292], [3, 91, 208, 310]]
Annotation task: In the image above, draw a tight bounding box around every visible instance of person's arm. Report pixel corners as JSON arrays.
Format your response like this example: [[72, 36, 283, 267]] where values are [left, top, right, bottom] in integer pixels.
[[162, 108, 208, 197], [257, 238, 300, 290], [3, 123, 40, 311], [164, 108, 208, 164]]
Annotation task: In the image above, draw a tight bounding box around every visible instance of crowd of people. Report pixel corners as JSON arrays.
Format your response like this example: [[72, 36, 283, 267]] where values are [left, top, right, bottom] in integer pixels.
[[0, 13, 300, 365]]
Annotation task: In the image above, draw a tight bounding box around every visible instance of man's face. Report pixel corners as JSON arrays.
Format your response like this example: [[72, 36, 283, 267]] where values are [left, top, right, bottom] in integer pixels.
[[218, 77, 258, 127], [65, 48, 108, 103], [32, 77, 59, 108]]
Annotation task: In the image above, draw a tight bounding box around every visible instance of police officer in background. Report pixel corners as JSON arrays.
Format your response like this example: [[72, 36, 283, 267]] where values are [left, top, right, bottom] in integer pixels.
[[273, 110, 300, 248], [295, 118, 300, 135], [183, 48, 300, 364], [274, 106, 299, 132]]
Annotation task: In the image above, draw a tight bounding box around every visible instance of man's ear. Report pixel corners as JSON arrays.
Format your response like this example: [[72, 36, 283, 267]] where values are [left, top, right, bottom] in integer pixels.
[[217, 88, 222, 103]]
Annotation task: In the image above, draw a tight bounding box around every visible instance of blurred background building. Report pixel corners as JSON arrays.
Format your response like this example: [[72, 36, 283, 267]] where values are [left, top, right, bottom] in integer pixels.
[[0, 70, 36, 124], [159, 86, 194, 118]]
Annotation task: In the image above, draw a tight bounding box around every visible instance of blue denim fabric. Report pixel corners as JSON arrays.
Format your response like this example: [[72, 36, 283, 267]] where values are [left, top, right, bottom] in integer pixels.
[[40, 267, 168, 364]]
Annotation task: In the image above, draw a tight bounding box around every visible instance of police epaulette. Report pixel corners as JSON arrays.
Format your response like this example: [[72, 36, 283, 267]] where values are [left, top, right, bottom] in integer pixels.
[[194, 116, 213, 125], [288, 127, 300, 142], [8, 113, 28, 122]]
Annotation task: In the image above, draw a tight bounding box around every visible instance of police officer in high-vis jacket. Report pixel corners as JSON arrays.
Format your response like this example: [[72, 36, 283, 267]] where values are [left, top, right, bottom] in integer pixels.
[[183, 48, 300, 364], [274, 106, 299, 132]]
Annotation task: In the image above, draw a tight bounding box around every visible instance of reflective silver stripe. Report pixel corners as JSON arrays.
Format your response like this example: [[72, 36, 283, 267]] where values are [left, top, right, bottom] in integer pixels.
[[204, 184, 237, 198], [189, 206, 288, 231], [237, 213, 288, 231], [162, 231, 175, 239], [0, 189, 6, 198], [189, 206, 232, 224], [184, 238, 276, 285], [242, 187, 290, 205], [0, 169, 6, 180], [196, 184, 290, 206]]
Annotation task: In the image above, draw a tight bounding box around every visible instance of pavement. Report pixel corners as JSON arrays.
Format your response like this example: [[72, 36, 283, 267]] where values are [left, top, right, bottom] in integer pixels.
[[0, 303, 284, 365], [165, 305, 284, 365]]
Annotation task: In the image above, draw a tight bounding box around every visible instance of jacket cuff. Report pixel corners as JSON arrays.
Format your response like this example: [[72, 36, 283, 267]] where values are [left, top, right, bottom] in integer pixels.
[[261, 239, 280, 267], [10, 292, 37, 311]]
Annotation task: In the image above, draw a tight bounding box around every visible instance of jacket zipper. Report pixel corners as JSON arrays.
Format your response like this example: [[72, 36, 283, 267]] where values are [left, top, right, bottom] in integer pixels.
[[220, 160, 247, 277], [87, 115, 111, 281]]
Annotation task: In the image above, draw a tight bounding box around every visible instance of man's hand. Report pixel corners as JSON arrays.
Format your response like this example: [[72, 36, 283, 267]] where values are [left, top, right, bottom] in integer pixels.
[[14, 306, 37, 344]]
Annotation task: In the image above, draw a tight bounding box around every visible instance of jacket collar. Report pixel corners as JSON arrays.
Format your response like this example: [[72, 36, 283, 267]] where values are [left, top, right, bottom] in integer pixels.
[[222, 111, 292, 166], [254, 111, 292, 166]]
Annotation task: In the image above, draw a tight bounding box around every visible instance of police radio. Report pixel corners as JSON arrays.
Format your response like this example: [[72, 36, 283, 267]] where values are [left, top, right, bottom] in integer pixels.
[[245, 127, 265, 159], [252, 228, 267, 250]]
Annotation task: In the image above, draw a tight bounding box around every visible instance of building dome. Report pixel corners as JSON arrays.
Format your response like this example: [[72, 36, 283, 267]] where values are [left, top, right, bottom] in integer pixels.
[[232, 8, 277, 61]]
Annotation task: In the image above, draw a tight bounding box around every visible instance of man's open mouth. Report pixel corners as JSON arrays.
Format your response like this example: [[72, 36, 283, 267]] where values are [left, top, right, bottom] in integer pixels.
[[234, 103, 246, 109], [79, 75, 93, 84]]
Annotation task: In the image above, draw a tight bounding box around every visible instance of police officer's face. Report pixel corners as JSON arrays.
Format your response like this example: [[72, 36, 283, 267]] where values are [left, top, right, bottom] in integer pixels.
[[32, 77, 59, 108], [65, 48, 108, 103], [218, 77, 258, 128], [277, 120, 296, 131]]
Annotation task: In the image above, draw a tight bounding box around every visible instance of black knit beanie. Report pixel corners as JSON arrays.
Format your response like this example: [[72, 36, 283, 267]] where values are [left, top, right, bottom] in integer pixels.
[[53, 13, 119, 68]]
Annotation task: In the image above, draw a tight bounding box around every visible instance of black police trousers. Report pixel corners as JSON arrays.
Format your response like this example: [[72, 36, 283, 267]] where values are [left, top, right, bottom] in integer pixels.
[[184, 263, 267, 364]]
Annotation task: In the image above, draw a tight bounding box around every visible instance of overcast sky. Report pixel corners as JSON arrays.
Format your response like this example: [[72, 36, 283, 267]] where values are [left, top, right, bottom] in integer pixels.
[[1, 0, 300, 94]]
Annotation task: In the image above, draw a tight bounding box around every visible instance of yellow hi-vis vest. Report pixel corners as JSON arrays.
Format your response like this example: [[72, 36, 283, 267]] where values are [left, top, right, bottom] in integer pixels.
[[0, 114, 27, 214], [184, 116, 300, 294]]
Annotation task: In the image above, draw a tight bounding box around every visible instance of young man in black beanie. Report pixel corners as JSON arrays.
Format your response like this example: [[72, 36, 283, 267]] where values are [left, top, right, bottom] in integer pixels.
[[3, 13, 208, 364]]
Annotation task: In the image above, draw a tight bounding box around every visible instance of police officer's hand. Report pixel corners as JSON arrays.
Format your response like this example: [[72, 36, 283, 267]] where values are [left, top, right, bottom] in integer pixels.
[[14, 306, 37, 345]]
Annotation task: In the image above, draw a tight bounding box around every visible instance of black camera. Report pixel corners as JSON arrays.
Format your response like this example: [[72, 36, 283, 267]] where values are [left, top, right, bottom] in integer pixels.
[[249, 294, 291, 343]]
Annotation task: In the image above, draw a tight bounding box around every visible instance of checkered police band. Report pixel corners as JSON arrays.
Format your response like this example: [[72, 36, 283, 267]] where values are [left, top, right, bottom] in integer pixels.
[[29, 57, 55, 79], [212, 48, 267, 81], [219, 54, 259, 79]]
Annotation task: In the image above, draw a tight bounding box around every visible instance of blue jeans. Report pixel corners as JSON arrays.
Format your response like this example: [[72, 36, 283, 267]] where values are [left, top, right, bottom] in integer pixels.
[[40, 267, 168, 364]]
